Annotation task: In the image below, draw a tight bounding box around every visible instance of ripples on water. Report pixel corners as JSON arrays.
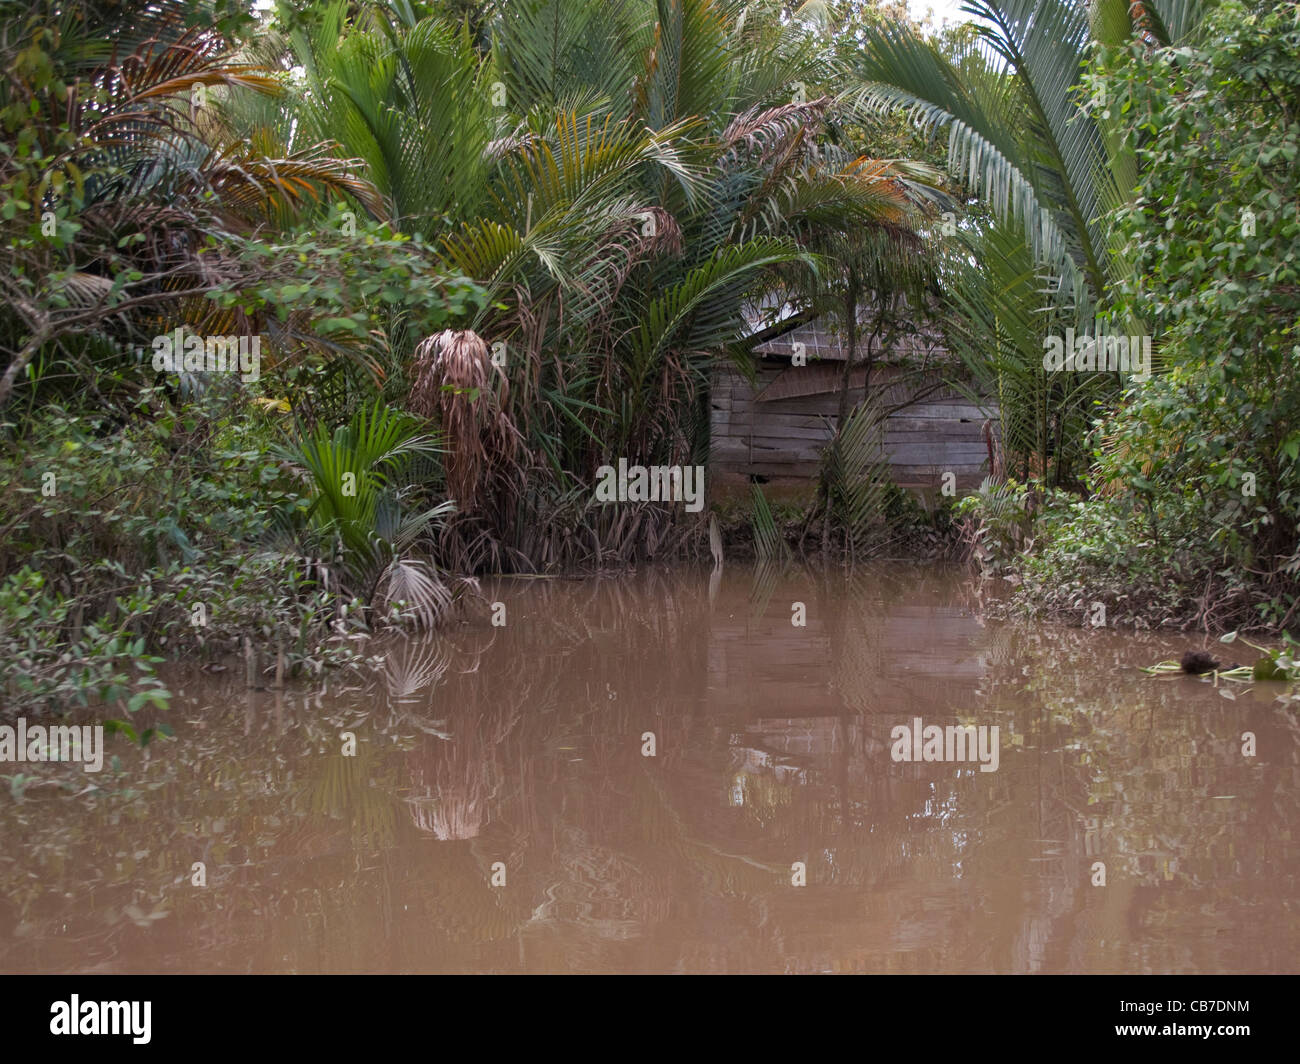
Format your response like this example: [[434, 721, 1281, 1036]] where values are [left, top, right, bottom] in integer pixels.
[[2, 565, 1297, 973]]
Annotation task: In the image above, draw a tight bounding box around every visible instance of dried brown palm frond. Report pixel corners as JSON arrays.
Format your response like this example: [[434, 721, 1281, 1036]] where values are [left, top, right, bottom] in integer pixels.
[[720, 97, 831, 165], [592, 206, 685, 299], [409, 329, 522, 511], [486, 129, 543, 161], [84, 28, 283, 144], [192, 140, 386, 224]]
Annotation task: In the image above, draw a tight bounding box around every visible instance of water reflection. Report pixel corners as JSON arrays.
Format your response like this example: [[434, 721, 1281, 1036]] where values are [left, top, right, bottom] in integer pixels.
[[1, 565, 1297, 973]]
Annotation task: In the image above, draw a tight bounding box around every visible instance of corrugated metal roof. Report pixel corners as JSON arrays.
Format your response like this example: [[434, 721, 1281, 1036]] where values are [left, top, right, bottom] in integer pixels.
[[752, 316, 949, 362]]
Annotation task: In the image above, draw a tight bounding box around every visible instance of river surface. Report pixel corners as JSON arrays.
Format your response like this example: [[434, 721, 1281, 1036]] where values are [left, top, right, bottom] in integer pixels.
[[2, 564, 1298, 973]]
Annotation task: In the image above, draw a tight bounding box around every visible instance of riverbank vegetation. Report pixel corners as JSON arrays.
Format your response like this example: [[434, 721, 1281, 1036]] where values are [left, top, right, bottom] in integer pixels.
[[946, 0, 1300, 633], [2, 0, 1298, 718]]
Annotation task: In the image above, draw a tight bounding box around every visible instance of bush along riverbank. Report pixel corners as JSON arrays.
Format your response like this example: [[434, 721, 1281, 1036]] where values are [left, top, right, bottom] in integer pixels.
[[951, 2, 1300, 639], [0, 387, 465, 718], [954, 478, 1297, 634]]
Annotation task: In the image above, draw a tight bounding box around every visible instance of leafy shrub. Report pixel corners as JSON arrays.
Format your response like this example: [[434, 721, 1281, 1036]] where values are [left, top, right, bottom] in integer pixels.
[[0, 387, 395, 714]]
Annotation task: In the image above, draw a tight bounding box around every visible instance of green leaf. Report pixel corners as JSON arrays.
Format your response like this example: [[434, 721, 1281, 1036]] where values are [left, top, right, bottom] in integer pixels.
[[103, 719, 138, 742]]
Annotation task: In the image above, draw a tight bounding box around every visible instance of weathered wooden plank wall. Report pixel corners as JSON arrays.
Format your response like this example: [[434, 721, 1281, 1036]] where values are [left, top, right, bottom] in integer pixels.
[[710, 363, 993, 487]]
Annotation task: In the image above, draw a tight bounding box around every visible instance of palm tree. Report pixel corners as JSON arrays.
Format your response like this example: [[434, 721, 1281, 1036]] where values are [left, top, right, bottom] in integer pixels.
[[846, 0, 1212, 480], [279, 0, 926, 564], [0, 0, 384, 413], [277, 398, 457, 626]]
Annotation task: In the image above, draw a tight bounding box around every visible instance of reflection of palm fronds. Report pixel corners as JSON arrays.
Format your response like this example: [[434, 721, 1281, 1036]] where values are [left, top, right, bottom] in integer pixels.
[[307, 753, 363, 821], [749, 559, 785, 619], [406, 695, 523, 840], [381, 636, 449, 703], [406, 735, 492, 841], [978, 620, 1020, 667], [837, 564, 884, 603], [305, 745, 397, 851], [410, 789, 487, 842]]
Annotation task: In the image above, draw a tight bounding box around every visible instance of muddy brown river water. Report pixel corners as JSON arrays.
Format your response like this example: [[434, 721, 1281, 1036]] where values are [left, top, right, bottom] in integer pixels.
[[2, 564, 1298, 973]]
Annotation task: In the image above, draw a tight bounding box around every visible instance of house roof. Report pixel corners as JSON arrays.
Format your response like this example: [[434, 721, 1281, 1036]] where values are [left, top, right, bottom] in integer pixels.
[[740, 300, 950, 364], [752, 318, 947, 363]]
